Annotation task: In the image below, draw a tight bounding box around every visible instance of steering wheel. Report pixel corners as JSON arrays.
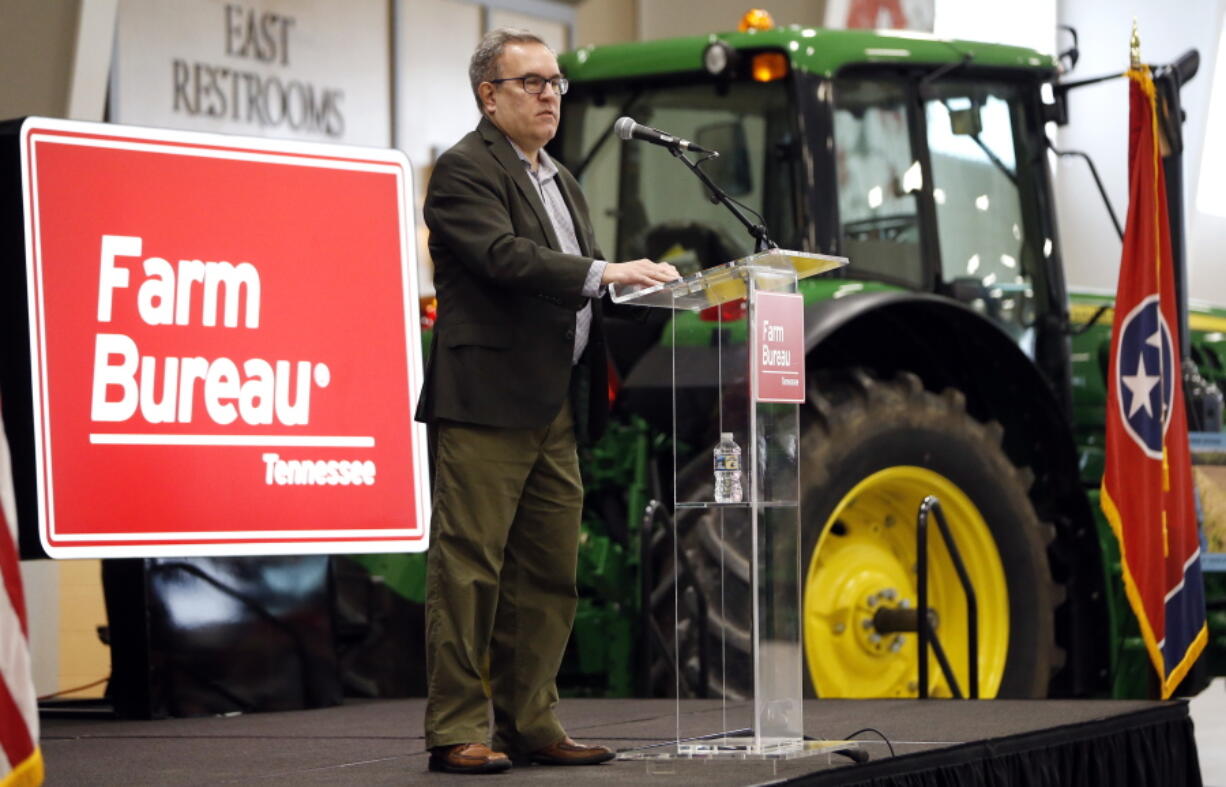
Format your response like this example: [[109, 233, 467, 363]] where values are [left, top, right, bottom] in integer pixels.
[[628, 220, 748, 274], [842, 213, 918, 243]]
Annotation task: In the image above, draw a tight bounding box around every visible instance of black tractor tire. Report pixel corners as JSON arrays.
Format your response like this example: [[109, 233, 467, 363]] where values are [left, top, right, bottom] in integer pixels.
[[650, 369, 1062, 699]]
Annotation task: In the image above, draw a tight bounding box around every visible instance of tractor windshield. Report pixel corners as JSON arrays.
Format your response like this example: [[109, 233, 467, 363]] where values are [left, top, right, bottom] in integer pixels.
[[833, 76, 1049, 345], [553, 78, 799, 276]]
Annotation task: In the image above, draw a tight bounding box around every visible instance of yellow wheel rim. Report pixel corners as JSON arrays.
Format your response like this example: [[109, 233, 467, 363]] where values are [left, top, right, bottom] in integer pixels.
[[803, 466, 1009, 698]]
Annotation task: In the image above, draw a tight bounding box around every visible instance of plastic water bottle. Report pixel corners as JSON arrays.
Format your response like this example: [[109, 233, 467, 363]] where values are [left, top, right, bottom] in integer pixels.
[[714, 432, 743, 503]]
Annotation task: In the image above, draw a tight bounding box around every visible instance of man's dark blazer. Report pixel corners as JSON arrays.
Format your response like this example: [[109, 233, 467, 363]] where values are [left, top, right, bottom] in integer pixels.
[[415, 116, 610, 441]]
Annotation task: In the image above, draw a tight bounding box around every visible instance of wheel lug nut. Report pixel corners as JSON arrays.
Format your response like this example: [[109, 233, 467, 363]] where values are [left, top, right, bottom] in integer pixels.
[[861, 618, 874, 630], [869, 633, 882, 644], [890, 637, 904, 653], [833, 622, 845, 634], [867, 594, 878, 608], [883, 588, 897, 601], [900, 599, 912, 609]]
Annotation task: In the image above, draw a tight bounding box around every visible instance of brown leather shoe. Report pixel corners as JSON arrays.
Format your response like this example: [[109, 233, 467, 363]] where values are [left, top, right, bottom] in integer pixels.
[[427, 743, 512, 774], [529, 737, 616, 765]]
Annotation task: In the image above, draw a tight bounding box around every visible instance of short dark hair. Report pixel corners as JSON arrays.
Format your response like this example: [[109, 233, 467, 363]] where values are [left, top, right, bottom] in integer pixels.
[[469, 28, 553, 112]]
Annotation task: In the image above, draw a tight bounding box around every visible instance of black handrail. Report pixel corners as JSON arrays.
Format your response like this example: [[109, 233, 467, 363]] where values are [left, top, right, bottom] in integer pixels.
[[916, 495, 979, 699]]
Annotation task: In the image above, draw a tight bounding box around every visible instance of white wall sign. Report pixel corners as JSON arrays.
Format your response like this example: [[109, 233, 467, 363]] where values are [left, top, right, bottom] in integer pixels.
[[112, 0, 390, 147]]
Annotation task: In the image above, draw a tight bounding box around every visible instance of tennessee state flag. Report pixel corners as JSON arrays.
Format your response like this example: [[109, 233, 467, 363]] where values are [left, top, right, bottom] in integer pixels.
[[1100, 65, 1208, 698]]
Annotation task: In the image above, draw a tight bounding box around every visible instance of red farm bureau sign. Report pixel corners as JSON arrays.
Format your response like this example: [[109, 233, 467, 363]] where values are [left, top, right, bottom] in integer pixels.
[[752, 291, 805, 403], [20, 118, 429, 557]]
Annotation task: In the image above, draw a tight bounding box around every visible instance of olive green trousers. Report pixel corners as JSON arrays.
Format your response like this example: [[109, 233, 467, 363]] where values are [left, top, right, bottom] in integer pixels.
[[422, 402, 582, 753]]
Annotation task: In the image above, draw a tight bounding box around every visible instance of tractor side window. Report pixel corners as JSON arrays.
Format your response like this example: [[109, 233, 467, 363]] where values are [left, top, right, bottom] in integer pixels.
[[832, 79, 924, 289], [924, 84, 1038, 343]]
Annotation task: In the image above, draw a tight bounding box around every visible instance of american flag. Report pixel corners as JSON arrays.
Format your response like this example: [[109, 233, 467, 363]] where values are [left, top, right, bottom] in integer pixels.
[[1, 398, 42, 786]]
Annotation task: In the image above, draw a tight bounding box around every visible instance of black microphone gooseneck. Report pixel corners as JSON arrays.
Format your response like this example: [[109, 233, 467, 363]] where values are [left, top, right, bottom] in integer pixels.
[[615, 116, 776, 252]]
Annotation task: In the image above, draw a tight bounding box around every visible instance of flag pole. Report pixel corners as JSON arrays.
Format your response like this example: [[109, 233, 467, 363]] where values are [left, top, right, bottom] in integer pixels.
[[1130, 19, 1141, 70]]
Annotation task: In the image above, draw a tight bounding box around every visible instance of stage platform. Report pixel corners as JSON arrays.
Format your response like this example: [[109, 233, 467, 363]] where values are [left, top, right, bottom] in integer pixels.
[[40, 697, 1201, 785]]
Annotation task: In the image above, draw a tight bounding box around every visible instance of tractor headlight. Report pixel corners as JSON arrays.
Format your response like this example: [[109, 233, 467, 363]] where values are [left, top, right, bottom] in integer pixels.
[[703, 41, 738, 77]]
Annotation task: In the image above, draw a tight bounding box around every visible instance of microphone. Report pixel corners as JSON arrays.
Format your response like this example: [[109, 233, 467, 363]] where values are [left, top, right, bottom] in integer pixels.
[[614, 116, 718, 156]]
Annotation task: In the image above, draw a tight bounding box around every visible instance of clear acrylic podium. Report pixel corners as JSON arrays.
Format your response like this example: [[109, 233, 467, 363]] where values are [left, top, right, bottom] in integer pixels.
[[610, 249, 848, 761]]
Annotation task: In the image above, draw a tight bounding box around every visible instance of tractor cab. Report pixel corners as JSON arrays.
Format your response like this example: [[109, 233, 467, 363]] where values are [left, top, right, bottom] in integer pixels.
[[552, 16, 1073, 411]]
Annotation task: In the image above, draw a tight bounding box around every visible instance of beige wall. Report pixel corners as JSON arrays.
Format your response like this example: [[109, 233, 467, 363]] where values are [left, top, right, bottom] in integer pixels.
[[17, 560, 109, 700], [56, 560, 110, 699], [0, 0, 113, 121], [576, 0, 829, 53], [575, 0, 636, 47], [17, 563, 58, 697], [0, 0, 79, 118], [637, 0, 826, 40]]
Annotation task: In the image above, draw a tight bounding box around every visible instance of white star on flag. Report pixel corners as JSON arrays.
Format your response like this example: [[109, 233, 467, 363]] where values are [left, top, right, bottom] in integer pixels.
[[1122, 331, 1163, 418]]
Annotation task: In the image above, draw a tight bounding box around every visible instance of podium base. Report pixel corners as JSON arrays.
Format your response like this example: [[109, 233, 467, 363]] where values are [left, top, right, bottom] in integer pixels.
[[617, 736, 858, 761]]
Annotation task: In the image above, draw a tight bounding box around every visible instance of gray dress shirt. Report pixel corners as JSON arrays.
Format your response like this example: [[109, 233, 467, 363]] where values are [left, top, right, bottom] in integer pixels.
[[508, 140, 606, 365]]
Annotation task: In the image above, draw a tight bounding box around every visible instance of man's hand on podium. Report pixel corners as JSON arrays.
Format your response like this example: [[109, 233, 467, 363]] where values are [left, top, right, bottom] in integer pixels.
[[601, 258, 680, 288]]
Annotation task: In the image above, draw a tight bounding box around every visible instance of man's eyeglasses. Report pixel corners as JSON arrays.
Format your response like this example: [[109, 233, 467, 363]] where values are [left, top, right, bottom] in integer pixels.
[[489, 75, 569, 96]]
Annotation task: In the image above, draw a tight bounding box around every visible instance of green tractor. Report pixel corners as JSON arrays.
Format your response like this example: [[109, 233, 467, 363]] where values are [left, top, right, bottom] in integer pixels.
[[524, 18, 1226, 702], [381, 19, 1226, 703]]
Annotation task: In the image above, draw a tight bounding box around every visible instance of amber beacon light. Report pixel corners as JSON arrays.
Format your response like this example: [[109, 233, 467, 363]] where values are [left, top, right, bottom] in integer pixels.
[[739, 8, 776, 31]]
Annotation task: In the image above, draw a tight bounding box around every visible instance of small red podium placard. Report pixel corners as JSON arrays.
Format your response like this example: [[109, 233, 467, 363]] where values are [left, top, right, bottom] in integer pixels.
[[752, 291, 805, 403]]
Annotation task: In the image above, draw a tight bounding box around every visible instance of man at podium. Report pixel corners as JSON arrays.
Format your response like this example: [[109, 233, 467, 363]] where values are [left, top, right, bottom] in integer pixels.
[[416, 28, 678, 774]]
